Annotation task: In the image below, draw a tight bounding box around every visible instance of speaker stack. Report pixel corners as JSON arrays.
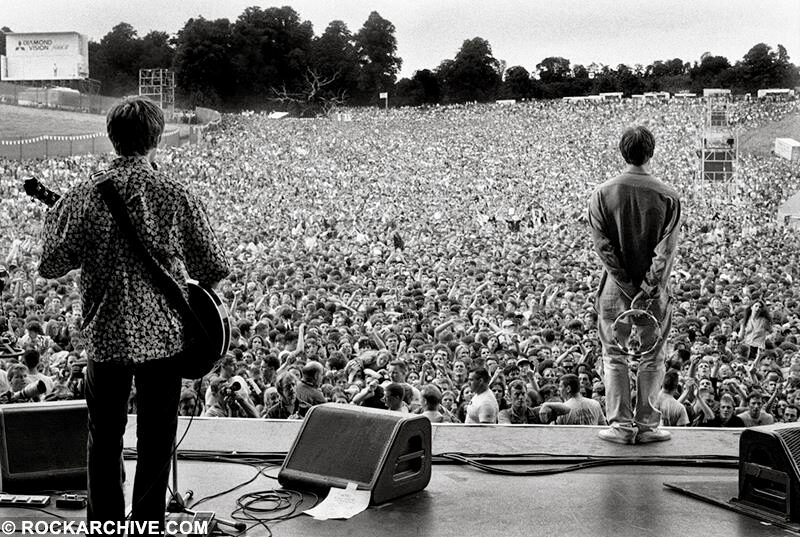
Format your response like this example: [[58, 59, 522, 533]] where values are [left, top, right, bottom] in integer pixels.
[[0, 400, 88, 492]]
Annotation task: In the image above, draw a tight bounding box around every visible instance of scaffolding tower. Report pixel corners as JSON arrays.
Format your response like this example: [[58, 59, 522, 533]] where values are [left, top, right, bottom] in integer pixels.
[[138, 68, 175, 119], [699, 101, 738, 182]]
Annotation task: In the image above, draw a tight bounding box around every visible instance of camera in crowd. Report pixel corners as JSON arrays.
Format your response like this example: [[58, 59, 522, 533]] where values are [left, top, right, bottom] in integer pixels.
[[220, 380, 243, 399], [4, 379, 47, 403]]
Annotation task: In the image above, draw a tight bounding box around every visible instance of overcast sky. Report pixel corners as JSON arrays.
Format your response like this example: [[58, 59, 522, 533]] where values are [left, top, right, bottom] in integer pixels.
[[4, 0, 799, 78]]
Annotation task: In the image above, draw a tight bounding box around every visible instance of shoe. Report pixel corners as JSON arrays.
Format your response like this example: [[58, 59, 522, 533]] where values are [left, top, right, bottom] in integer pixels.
[[636, 429, 671, 444], [598, 427, 637, 445]]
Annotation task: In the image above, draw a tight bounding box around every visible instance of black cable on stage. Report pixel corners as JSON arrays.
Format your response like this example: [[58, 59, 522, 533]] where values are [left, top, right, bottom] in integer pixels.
[[432, 451, 739, 464], [133, 447, 739, 473], [188, 464, 273, 510], [230, 489, 318, 537], [433, 452, 739, 476]]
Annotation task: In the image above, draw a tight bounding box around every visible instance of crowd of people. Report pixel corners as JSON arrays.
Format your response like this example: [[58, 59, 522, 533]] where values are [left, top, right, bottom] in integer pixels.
[[1, 96, 800, 428]]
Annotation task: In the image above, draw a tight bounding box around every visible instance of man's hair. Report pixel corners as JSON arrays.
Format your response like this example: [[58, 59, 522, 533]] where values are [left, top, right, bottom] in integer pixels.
[[662, 369, 681, 392], [208, 376, 231, 397], [302, 361, 323, 381], [180, 388, 198, 403], [746, 391, 763, 403], [385, 382, 405, 399], [559, 373, 580, 396], [276, 372, 297, 392], [508, 379, 527, 393], [22, 349, 41, 369], [263, 355, 281, 369], [719, 393, 735, 407], [471, 367, 490, 384], [326, 352, 347, 371], [106, 96, 165, 156], [619, 125, 655, 166], [6, 363, 28, 381], [421, 384, 442, 407], [388, 359, 408, 373]]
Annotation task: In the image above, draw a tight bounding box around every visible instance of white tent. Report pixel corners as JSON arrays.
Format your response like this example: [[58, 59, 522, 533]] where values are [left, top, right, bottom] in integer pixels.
[[777, 191, 800, 228]]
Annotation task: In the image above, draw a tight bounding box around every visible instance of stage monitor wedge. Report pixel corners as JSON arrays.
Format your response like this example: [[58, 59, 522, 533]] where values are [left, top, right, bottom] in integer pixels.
[[278, 403, 432, 505], [735, 422, 800, 523], [0, 400, 88, 493]]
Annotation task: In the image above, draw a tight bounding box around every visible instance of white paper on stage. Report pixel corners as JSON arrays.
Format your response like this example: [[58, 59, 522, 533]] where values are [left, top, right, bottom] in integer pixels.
[[304, 482, 370, 520]]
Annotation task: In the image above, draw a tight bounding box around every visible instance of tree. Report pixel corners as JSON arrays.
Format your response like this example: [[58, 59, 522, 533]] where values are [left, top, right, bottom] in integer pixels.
[[173, 17, 235, 107], [139, 31, 174, 70], [642, 57, 690, 93], [231, 6, 314, 99], [271, 67, 347, 116], [0, 27, 11, 57], [440, 37, 501, 103], [616, 63, 644, 96], [731, 43, 799, 93], [592, 65, 619, 94], [354, 11, 402, 103], [567, 64, 592, 96], [536, 56, 571, 84], [572, 64, 589, 79], [394, 68, 441, 106], [413, 68, 440, 103], [689, 52, 732, 92], [775, 44, 800, 88], [309, 20, 360, 101], [500, 65, 532, 99], [93, 22, 143, 96], [665, 58, 686, 76], [435, 58, 455, 98], [393, 77, 416, 106]]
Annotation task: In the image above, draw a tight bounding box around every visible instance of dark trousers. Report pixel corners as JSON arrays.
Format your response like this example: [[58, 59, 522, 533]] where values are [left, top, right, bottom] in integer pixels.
[[85, 356, 181, 533]]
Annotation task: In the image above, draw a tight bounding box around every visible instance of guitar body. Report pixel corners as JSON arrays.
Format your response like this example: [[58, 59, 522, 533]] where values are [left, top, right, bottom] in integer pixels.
[[25, 177, 230, 378], [184, 280, 232, 378]]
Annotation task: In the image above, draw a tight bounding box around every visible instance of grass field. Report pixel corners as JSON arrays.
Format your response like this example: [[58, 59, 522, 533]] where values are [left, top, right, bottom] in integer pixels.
[[0, 104, 109, 139], [738, 111, 800, 156], [0, 104, 181, 140]]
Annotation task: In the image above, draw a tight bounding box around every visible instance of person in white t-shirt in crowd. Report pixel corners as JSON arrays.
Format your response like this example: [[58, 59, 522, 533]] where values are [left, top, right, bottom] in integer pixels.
[[656, 369, 689, 426], [465, 367, 498, 424], [383, 382, 410, 413], [538, 373, 607, 425]]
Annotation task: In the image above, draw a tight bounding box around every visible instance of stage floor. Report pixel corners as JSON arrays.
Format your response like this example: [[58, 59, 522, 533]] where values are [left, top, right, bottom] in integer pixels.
[[119, 417, 794, 537], [6, 417, 797, 537]]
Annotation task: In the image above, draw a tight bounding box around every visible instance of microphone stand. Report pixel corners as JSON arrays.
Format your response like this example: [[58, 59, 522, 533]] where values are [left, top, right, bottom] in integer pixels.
[[167, 436, 245, 534]]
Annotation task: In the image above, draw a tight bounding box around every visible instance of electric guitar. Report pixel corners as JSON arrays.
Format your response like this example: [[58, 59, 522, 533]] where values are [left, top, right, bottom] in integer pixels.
[[24, 177, 231, 377]]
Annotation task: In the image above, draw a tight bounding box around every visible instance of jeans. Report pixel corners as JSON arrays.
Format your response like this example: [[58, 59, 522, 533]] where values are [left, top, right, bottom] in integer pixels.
[[596, 290, 671, 433], [85, 356, 181, 534]]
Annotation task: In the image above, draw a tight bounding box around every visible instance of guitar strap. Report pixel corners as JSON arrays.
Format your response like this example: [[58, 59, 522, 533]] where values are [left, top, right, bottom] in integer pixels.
[[94, 172, 211, 351]]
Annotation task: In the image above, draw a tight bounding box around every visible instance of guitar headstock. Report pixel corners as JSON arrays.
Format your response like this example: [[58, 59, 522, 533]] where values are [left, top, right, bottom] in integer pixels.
[[24, 177, 61, 207]]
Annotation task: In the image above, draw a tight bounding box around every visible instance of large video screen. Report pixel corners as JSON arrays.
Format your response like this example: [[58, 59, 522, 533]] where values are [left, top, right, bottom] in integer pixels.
[[1, 32, 89, 81]]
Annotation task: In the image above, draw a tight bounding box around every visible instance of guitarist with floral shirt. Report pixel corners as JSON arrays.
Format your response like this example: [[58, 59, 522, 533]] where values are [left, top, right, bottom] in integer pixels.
[[39, 97, 230, 534]]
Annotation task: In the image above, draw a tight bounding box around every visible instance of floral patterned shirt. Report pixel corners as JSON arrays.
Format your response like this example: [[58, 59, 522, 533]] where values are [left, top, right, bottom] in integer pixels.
[[39, 156, 230, 364]]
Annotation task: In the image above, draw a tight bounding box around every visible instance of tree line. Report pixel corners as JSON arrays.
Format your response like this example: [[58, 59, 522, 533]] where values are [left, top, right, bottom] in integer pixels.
[[395, 38, 799, 106], [89, 7, 400, 113], [1, 7, 798, 113]]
